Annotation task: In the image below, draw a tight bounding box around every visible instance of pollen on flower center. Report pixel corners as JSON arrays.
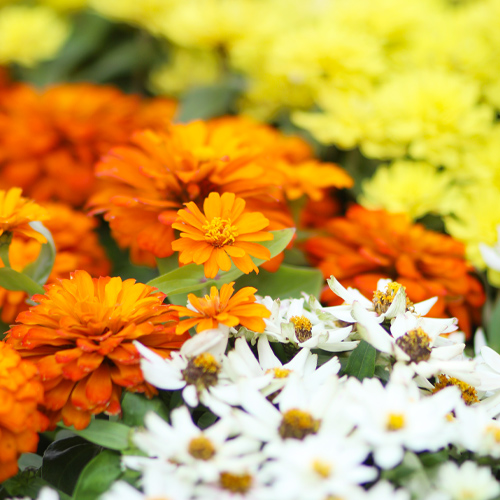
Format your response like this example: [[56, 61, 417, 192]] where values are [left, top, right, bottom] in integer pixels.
[[266, 367, 292, 379], [219, 471, 253, 494], [203, 217, 238, 247], [432, 374, 479, 406], [279, 408, 321, 440], [290, 315, 312, 342], [386, 413, 405, 431], [312, 459, 332, 478], [181, 352, 221, 391], [372, 282, 414, 315], [188, 435, 216, 461], [395, 328, 432, 363]]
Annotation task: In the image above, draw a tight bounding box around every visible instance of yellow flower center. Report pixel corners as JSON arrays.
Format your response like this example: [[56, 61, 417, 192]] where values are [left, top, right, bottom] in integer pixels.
[[219, 471, 253, 494], [279, 408, 321, 440], [386, 413, 405, 431], [312, 459, 332, 478], [203, 217, 238, 248], [290, 315, 312, 343], [193, 352, 220, 373], [486, 425, 500, 443], [182, 352, 221, 391], [372, 282, 414, 315], [188, 435, 216, 461], [395, 327, 432, 363], [266, 367, 291, 379], [432, 374, 479, 406]]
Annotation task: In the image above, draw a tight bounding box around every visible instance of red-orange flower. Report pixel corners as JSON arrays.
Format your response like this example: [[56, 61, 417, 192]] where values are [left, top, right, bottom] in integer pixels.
[[0, 341, 48, 482], [0, 202, 111, 323], [0, 187, 49, 243], [6, 270, 189, 430], [172, 192, 273, 278], [304, 205, 485, 338], [89, 117, 350, 266], [171, 281, 270, 334], [0, 82, 176, 206]]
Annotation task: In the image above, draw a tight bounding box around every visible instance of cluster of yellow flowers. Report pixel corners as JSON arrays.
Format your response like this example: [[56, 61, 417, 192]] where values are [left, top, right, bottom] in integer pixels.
[[88, 0, 500, 273]]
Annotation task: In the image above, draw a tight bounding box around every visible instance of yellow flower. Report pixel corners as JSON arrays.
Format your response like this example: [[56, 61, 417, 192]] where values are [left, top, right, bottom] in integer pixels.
[[0, 187, 49, 243], [360, 160, 453, 220], [0, 5, 69, 66]]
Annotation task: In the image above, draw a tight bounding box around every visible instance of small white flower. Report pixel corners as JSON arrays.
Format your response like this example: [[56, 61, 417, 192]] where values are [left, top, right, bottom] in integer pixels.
[[432, 461, 500, 500]]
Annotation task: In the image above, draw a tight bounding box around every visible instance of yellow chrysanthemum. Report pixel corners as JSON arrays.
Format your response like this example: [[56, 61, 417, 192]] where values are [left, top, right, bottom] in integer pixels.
[[360, 160, 453, 220], [0, 5, 69, 67]]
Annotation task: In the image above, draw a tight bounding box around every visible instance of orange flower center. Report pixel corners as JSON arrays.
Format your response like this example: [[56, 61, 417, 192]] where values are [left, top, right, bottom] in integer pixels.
[[279, 408, 320, 440], [432, 374, 479, 406], [203, 217, 238, 247]]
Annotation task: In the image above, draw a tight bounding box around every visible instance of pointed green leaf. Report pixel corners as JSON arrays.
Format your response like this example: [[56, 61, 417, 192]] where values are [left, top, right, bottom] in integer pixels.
[[0, 267, 45, 296], [58, 419, 131, 451], [234, 264, 323, 299], [148, 228, 295, 296], [72, 450, 122, 500], [343, 340, 376, 380], [121, 392, 170, 427], [487, 295, 500, 353]]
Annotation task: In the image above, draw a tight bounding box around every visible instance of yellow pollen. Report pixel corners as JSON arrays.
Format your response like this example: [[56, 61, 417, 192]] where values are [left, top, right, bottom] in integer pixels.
[[395, 327, 432, 363], [432, 374, 479, 406], [486, 425, 500, 443], [372, 281, 414, 315], [386, 413, 405, 431], [266, 367, 291, 379], [312, 459, 332, 478], [188, 435, 216, 461], [290, 315, 313, 343], [219, 471, 253, 494], [279, 408, 321, 440], [445, 413, 455, 422], [193, 352, 220, 373], [203, 217, 238, 247]]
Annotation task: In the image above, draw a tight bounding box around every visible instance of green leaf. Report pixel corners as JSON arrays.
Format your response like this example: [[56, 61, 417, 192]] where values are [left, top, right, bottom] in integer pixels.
[[58, 419, 131, 451], [41, 436, 101, 496], [156, 254, 180, 275], [0, 267, 45, 296], [121, 392, 170, 427], [177, 82, 241, 122], [197, 411, 218, 429], [18, 453, 43, 471], [148, 228, 295, 296], [72, 450, 122, 500], [343, 340, 376, 380], [3, 476, 71, 500], [235, 264, 323, 299], [22, 222, 56, 285], [487, 295, 500, 353]]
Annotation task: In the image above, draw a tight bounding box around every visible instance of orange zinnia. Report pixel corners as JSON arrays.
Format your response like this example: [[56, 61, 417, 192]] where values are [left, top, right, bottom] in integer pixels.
[[0, 82, 176, 206], [304, 205, 485, 338], [0, 202, 110, 324], [171, 281, 270, 334], [89, 117, 350, 266], [6, 270, 189, 430], [172, 192, 273, 278], [0, 341, 48, 482], [0, 187, 49, 243]]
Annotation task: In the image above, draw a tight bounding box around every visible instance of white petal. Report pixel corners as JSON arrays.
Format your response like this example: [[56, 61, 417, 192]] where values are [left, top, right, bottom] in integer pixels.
[[480, 242, 500, 271], [257, 336, 282, 370], [481, 346, 500, 373], [182, 384, 199, 407], [413, 296, 438, 316], [180, 327, 229, 358], [352, 301, 394, 353]]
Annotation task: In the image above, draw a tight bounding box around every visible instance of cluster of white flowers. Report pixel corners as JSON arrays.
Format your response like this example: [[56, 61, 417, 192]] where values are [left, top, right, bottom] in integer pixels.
[[100, 277, 500, 500]]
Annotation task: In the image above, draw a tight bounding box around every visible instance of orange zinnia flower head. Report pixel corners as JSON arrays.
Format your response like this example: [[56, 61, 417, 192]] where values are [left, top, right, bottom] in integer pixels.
[[171, 281, 270, 334], [89, 117, 314, 265], [0, 202, 111, 324], [304, 205, 485, 338], [0, 82, 176, 206], [172, 192, 273, 278], [6, 270, 189, 430], [0, 187, 49, 243], [0, 341, 48, 482]]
